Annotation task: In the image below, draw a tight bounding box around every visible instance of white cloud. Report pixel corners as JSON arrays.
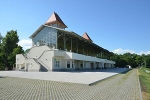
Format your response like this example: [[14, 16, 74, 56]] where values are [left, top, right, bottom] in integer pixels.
[[18, 39, 32, 50], [112, 48, 135, 54], [138, 51, 150, 55], [112, 48, 150, 55]]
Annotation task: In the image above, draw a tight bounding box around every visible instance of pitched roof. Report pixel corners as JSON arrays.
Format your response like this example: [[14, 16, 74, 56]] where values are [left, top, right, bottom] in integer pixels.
[[44, 12, 67, 28], [82, 32, 93, 42]]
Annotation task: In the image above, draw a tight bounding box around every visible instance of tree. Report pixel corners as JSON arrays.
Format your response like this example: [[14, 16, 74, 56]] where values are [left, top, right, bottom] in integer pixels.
[[144, 54, 150, 67], [135, 55, 143, 67], [111, 53, 142, 68], [0, 30, 24, 70]]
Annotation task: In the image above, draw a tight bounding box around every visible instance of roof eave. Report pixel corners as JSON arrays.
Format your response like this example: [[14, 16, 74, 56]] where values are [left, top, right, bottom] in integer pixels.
[[45, 21, 68, 28], [29, 25, 45, 39], [56, 29, 110, 53]]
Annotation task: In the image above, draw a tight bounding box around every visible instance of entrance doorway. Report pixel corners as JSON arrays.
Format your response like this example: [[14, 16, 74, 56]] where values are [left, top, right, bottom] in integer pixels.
[[91, 63, 94, 70], [104, 63, 107, 69]]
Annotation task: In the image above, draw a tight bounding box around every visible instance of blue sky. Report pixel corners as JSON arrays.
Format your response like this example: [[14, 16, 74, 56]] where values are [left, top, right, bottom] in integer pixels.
[[0, 0, 150, 55]]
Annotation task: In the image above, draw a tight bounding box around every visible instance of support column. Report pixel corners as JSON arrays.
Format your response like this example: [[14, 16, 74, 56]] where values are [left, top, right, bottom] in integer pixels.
[[71, 37, 72, 52], [87, 46, 88, 55], [94, 62, 96, 69], [76, 42, 78, 53], [83, 62, 84, 69], [104, 52, 106, 59], [101, 51, 103, 58], [99, 62, 102, 68], [93, 50, 95, 57], [64, 33, 66, 51], [106, 53, 108, 59], [56, 32, 58, 49], [90, 49, 91, 56], [82, 46, 84, 54], [102, 62, 104, 69]]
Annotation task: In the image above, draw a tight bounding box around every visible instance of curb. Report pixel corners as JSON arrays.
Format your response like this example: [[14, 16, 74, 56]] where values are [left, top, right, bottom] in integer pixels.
[[88, 69, 130, 86], [88, 74, 118, 86]]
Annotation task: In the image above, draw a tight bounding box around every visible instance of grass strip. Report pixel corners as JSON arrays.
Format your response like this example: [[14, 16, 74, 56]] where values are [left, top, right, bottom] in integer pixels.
[[138, 67, 150, 100]]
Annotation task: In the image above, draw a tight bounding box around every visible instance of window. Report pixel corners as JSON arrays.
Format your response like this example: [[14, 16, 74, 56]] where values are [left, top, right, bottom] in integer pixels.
[[32, 27, 57, 47], [67, 61, 70, 68], [80, 62, 83, 68], [54, 60, 59, 67], [72, 61, 74, 68], [56, 61, 59, 67]]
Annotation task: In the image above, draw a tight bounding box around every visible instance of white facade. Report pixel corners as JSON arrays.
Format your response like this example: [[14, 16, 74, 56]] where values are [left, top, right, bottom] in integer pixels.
[[16, 45, 115, 72]]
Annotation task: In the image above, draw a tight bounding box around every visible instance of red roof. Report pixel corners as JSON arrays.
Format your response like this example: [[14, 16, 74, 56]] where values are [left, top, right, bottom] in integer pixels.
[[44, 12, 67, 28], [82, 32, 93, 42]]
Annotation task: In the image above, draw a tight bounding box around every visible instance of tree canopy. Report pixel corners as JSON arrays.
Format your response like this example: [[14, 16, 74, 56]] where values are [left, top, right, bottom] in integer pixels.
[[0, 30, 24, 70], [110, 52, 150, 68]]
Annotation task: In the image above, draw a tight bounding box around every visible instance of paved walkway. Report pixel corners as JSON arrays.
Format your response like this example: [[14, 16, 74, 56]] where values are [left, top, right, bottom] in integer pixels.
[[0, 69, 142, 100], [0, 68, 128, 85]]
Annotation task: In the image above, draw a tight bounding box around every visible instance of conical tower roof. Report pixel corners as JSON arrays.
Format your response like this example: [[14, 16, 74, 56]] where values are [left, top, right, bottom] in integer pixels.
[[82, 32, 93, 42], [44, 12, 67, 28]]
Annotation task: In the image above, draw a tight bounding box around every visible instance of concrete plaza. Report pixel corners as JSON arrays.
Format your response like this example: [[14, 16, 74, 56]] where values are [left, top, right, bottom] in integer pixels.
[[0, 68, 129, 85]]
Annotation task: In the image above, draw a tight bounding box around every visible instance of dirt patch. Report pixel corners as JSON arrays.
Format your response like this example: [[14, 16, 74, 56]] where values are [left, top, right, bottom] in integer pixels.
[[142, 92, 150, 100]]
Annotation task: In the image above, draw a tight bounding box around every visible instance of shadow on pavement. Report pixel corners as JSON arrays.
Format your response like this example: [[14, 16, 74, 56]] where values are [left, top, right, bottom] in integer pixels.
[[0, 76, 6, 78]]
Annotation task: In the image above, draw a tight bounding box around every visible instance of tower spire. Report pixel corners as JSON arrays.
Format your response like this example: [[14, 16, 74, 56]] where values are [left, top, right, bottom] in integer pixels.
[[82, 32, 93, 42], [44, 12, 67, 29]]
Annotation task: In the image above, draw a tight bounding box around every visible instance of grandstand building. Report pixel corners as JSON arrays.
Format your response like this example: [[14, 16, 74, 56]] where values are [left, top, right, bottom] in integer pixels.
[[16, 12, 115, 72]]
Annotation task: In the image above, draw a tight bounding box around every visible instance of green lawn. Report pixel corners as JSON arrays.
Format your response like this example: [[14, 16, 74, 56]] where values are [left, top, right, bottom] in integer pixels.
[[138, 67, 150, 100], [145, 67, 150, 71]]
